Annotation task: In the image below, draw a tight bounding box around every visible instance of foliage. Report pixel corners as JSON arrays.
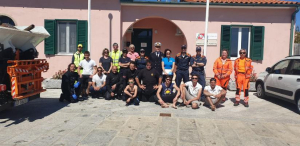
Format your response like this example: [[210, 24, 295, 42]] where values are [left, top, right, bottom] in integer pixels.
[[52, 69, 67, 79], [249, 71, 257, 82]]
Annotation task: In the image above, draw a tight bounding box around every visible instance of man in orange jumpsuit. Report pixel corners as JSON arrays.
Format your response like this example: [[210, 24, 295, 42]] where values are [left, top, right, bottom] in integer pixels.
[[234, 49, 253, 107], [213, 50, 232, 102]]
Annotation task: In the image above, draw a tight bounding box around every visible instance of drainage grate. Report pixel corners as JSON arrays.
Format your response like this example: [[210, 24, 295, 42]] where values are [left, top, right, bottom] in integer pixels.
[[159, 113, 172, 117]]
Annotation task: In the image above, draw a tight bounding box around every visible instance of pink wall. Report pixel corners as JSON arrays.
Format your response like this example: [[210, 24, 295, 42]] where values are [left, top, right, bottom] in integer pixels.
[[123, 18, 186, 58], [121, 5, 294, 78]]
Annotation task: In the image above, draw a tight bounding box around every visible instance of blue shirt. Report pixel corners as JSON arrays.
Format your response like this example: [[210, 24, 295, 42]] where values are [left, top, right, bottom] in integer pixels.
[[190, 55, 207, 72], [162, 57, 175, 69], [161, 83, 174, 96], [175, 53, 191, 70]]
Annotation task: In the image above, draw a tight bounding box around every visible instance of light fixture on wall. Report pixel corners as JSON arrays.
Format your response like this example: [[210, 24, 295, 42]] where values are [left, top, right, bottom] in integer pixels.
[[127, 26, 133, 33], [175, 28, 183, 36]]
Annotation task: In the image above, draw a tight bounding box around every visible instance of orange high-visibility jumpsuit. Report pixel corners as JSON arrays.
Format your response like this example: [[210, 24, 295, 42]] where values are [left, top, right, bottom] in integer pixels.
[[213, 57, 233, 89], [234, 58, 253, 103]]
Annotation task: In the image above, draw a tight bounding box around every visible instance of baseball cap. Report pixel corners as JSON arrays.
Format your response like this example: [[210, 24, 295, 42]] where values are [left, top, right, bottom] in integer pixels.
[[196, 46, 201, 51], [181, 45, 187, 49], [122, 49, 128, 53], [140, 48, 145, 52], [113, 43, 118, 46], [78, 44, 83, 48], [154, 42, 161, 47]]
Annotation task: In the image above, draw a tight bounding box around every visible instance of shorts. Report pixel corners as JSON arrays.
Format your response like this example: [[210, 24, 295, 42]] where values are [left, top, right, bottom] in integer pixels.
[[80, 75, 92, 89], [184, 88, 200, 105]]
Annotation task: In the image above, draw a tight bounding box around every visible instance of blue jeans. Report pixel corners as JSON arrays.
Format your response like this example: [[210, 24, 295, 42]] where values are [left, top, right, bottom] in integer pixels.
[[89, 86, 107, 97], [175, 70, 189, 87]]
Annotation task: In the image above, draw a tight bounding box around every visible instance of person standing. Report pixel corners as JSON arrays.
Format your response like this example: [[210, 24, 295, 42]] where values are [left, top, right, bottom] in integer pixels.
[[99, 48, 113, 75], [190, 46, 207, 100], [60, 63, 80, 103], [149, 42, 164, 75], [135, 48, 149, 71], [162, 49, 175, 82], [213, 49, 232, 101], [77, 51, 97, 100], [72, 44, 84, 74], [119, 49, 131, 75], [234, 49, 253, 107], [110, 43, 122, 72], [155, 76, 180, 109], [127, 44, 139, 61], [136, 61, 162, 102], [175, 45, 191, 87], [180, 74, 202, 109], [203, 78, 226, 111], [89, 67, 107, 99], [105, 66, 123, 100]]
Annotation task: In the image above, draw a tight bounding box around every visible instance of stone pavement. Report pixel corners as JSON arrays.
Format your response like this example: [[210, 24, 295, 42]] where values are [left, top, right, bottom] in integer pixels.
[[0, 89, 300, 146]]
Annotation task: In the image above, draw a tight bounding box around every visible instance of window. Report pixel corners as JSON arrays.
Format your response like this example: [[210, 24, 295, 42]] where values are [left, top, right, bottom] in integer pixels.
[[272, 60, 290, 74], [44, 19, 88, 55], [288, 60, 300, 75], [57, 21, 77, 54], [0, 15, 15, 26], [221, 25, 264, 60]]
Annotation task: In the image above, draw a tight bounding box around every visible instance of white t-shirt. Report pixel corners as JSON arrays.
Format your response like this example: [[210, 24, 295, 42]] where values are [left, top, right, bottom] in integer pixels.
[[185, 81, 202, 97], [204, 85, 223, 99], [92, 74, 106, 87], [79, 59, 96, 75]]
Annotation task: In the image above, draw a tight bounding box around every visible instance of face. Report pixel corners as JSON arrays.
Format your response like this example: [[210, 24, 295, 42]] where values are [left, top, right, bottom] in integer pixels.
[[192, 76, 198, 83], [146, 63, 151, 70], [104, 50, 109, 56], [78, 47, 82, 52], [70, 64, 76, 72], [84, 53, 90, 59], [130, 47, 135, 52], [182, 48, 187, 53], [140, 51, 145, 56], [222, 51, 228, 58], [128, 80, 134, 86], [113, 45, 118, 51], [129, 63, 135, 70], [112, 67, 117, 73], [97, 68, 103, 75], [240, 50, 246, 58], [166, 51, 171, 57], [196, 50, 201, 55], [123, 52, 127, 57], [210, 80, 216, 88], [165, 77, 171, 84], [155, 46, 160, 51]]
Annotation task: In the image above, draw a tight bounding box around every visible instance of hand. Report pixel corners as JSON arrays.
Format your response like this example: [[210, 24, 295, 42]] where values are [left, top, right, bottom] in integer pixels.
[[112, 84, 116, 90], [89, 75, 93, 78], [107, 71, 110, 74], [217, 75, 221, 79], [111, 92, 114, 97], [139, 85, 146, 90], [95, 87, 100, 91], [185, 100, 191, 105], [215, 94, 221, 99], [103, 71, 107, 74], [153, 85, 158, 90], [126, 98, 131, 103], [194, 61, 197, 66], [163, 72, 168, 75], [80, 74, 82, 78]]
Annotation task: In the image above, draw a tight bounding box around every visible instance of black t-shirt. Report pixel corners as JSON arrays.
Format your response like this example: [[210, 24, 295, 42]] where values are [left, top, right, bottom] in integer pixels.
[[137, 68, 160, 89], [123, 69, 139, 86], [119, 57, 131, 71], [99, 56, 112, 71]]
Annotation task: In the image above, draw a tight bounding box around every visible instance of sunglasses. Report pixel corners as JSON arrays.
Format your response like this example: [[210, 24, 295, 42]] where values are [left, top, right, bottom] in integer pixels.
[[240, 52, 246, 54], [140, 51, 145, 53], [192, 78, 198, 80], [128, 82, 134, 84], [166, 79, 171, 81]]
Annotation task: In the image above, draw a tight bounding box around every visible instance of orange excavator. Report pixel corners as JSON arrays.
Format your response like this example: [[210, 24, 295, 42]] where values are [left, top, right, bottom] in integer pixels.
[[0, 23, 50, 111]]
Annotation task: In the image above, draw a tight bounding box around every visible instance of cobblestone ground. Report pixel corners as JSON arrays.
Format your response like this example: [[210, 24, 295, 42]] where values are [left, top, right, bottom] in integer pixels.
[[0, 89, 300, 146]]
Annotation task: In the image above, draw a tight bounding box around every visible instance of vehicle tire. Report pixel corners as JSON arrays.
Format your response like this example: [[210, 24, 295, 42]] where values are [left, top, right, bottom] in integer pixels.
[[256, 83, 266, 99], [296, 96, 300, 114]]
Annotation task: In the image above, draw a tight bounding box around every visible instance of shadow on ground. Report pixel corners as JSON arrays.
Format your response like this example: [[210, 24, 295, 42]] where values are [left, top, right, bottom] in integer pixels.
[[0, 98, 68, 127]]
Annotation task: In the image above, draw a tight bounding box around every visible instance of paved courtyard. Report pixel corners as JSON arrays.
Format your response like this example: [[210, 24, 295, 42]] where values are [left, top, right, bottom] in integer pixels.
[[0, 89, 300, 146]]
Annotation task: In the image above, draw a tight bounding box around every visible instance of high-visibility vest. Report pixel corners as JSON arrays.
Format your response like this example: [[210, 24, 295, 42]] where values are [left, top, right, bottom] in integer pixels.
[[73, 52, 84, 73], [213, 57, 233, 77], [109, 50, 122, 71], [234, 58, 253, 79]]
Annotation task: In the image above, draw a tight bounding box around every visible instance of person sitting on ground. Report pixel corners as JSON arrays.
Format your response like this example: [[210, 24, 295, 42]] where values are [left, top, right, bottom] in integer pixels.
[[180, 74, 202, 109], [89, 67, 107, 99], [203, 78, 226, 111], [123, 78, 140, 106], [155, 75, 180, 109], [105, 66, 123, 100], [60, 63, 80, 103]]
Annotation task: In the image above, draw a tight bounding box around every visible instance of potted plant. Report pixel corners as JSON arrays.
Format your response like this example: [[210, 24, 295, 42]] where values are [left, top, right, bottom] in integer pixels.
[[43, 69, 67, 89]]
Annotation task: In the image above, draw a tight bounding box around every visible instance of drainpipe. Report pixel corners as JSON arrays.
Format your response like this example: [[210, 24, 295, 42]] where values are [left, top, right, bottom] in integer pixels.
[[289, 7, 299, 56], [88, 0, 91, 52]]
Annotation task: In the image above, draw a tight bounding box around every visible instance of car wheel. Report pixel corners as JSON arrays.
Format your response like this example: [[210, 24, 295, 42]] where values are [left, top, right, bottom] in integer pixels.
[[256, 83, 266, 99], [296, 96, 300, 114]]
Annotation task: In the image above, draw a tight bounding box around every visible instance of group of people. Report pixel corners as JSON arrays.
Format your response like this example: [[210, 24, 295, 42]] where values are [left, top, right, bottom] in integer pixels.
[[59, 42, 253, 111]]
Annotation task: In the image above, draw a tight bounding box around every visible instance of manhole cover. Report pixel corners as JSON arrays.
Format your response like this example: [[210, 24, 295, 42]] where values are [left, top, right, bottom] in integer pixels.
[[159, 113, 172, 117]]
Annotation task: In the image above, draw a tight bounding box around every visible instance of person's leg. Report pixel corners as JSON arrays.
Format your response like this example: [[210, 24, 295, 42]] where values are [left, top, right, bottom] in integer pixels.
[[205, 96, 215, 111], [104, 91, 111, 100], [149, 91, 157, 102], [175, 70, 183, 87], [141, 90, 148, 102], [182, 70, 189, 83], [99, 86, 107, 97], [80, 76, 88, 100], [137, 87, 142, 101], [89, 86, 96, 98], [235, 74, 242, 105], [156, 95, 168, 108], [133, 97, 140, 105], [198, 72, 206, 100], [116, 84, 123, 100], [243, 78, 250, 107], [215, 76, 221, 86], [86, 78, 92, 95], [220, 77, 230, 101], [214, 95, 225, 106]]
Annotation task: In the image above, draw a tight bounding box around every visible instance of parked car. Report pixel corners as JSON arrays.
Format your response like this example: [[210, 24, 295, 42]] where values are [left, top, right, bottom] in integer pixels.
[[256, 55, 300, 114]]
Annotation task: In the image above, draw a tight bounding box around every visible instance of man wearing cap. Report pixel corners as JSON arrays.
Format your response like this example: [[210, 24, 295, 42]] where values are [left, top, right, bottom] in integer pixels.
[[149, 42, 164, 75], [135, 48, 149, 71], [175, 45, 191, 87], [72, 44, 84, 74], [190, 46, 207, 100], [119, 49, 131, 75], [109, 43, 122, 72]]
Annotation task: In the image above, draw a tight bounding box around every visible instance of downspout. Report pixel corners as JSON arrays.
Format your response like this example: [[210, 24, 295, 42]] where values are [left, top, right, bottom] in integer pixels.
[[289, 7, 299, 56]]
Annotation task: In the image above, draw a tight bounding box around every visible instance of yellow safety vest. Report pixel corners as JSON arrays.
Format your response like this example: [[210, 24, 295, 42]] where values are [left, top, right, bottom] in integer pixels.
[[109, 50, 122, 71], [73, 52, 84, 73]]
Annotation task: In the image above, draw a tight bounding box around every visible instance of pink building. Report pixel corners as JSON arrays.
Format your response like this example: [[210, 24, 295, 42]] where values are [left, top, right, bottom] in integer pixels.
[[0, 0, 299, 79]]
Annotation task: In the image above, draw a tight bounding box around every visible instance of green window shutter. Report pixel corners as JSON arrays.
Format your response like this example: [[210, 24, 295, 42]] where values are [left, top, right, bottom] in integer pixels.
[[221, 25, 231, 58], [44, 20, 56, 55], [250, 26, 265, 60], [77, 20, 88, 52]]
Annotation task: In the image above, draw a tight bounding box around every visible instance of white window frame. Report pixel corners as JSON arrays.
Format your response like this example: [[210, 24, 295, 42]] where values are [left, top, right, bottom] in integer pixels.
[[230, 27, 251, 60], [56, 21, 77, 55]]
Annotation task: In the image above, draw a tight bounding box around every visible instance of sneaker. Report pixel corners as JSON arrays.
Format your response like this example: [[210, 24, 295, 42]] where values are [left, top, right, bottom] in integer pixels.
[[234, 101, 240, 106], [244, 102, 249, 107]]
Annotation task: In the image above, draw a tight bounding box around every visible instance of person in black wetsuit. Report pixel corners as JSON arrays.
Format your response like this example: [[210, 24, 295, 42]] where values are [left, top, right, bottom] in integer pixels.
[[105, 66, 123, 100], [59, 63, 80, 103]]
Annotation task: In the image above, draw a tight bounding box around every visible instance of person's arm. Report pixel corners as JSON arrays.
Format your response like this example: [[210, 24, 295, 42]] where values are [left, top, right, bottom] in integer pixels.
[[188, 88, 202, 103], [175, 56, 178, 68], [115, 73, 123, 86], [132, 85, 138, 98], [171, 60, 175, 73], [101, 81, 106, 88], [162, 61, 166, 74], [124, 85, 131, 96], [156, 85, 163, 101], [71, 55, 75, 63], [158, 76, 162, 85], [135, 77, 142, 88], [106, 75, 112, 93], [180, 84, 186, 99], [77, 66, 82, 77], [123, 71, 128, 87], [173, 84, 181, 98], [215, 89, 227, 98], [108, 61, 112, 73], [227, 61, 233, 76], [203, 89, 214, 97], [92, 66, 97, 76], [190, 57, 197, 67], [62, 74, 72, 95], [213, 59, 220, 78]]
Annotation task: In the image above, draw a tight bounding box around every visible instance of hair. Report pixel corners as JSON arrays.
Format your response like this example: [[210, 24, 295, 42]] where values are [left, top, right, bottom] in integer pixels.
[[68, 63, 75, 71], [97, 67, 102, 71], [102, 48, 109, 57], [123, 49, 128, 54], [221, 49, 229, 55], [113, 43, 118, 46], [239, 49, 247, 56], [165, 75, 172, 80], [128, 78, 135, 82], [146, 61, 152, 65], [129, 61, 136, 66], [164, 49, 172, 57], [191, 74, 199, 79], [112, 66, 118, 69], [210, 78, 217, 82], [129, 44, 135, 48], [84, 51, 90, 55]]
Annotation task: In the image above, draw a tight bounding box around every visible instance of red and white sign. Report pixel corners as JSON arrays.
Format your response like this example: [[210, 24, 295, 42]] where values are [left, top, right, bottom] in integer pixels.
[[0, 84, 6, 92], [196, 33, 218, 40]]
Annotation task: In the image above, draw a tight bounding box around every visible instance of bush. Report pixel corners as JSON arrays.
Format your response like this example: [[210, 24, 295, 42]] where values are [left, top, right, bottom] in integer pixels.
[[52, 69, 67, 79], [249, 71, 257, 82]]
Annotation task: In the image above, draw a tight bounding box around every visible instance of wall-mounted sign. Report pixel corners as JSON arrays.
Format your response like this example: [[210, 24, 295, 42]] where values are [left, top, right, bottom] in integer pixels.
[[196, 33, 218, 46], [141, 43, 147, 47]]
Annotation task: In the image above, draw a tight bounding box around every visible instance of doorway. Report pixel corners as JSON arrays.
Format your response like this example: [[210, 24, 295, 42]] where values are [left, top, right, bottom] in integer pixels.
[[131, 29, 152, 57]]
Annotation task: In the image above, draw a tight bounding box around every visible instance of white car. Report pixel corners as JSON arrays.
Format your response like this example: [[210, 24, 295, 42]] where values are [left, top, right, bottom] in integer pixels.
[[256, 55, 300, 113]]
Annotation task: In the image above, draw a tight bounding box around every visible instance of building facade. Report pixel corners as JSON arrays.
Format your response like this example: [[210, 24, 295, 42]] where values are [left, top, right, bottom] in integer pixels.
[[0, 0, 298, 78]]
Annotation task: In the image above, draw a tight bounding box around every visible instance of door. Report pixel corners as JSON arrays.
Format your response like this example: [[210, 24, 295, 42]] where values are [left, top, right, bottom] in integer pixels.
[[131, 29, 152, 57], [286, 59, 300, 100], [265, 59, 293, 99]]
